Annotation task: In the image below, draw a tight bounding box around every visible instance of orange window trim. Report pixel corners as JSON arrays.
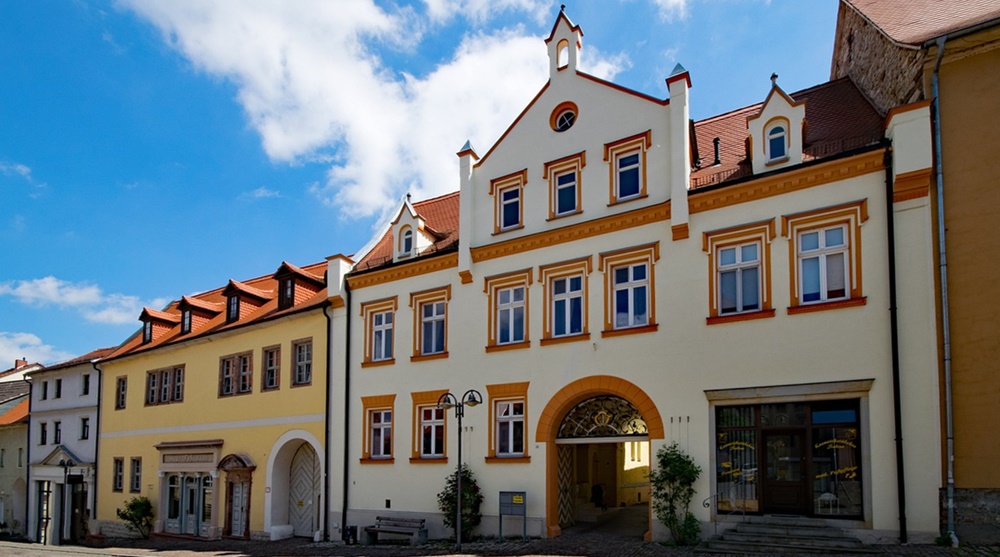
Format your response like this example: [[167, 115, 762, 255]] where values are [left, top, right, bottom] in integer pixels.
[[361, 394, 396, 461], [604, 130, 651, 204], [484, 269, 533, 348], [538, 256, 593, 340], [491, 169, 528, 234], [703, 219, 776, 319], [411, 389, 449, 461], [598, 243, 659, 333], [347, 253, 458, 289], [409, 285, 452, 358], [359, 296, 398, 364], [543, 151, 586, 220], [486, 382, 530, 460], [782, 199, 869, 308]]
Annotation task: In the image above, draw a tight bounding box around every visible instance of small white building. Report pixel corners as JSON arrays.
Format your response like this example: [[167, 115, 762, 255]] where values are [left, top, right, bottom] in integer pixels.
[[25, 347, 113, 545]]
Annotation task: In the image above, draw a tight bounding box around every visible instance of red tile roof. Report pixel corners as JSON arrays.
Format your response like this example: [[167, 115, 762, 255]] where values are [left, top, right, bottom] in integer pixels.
[[691, 77, 883, 188], [41, 347, 117, 372], [180, 295, 223, 314], [845, 0, 1000, 46], [354, 192, 460, 272], [0, 398, 28, 426]]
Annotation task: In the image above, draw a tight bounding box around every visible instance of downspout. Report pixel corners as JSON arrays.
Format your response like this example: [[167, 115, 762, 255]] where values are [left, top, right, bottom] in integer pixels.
[[91, 362, 102, 525], [322, 304, 333, 541], [930, 35, 957, 544], [884, 146, 907, 543], [22, 375, 33, 538], [340, 280, 352, 541]]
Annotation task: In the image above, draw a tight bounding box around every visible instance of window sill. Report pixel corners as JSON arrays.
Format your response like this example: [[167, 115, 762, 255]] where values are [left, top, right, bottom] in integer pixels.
[[290, 381, 313, 388], [546, 209, 583, 221], [486, 341, 531, 353], [410, 457, 449, 464], [601, 323, 658, 338], [707, 309, 776, 325], [362, 359, 396, 368], [411, 352, 449, 363], [485, 455, 531, 464], [788, 297, 867, 315], [608, 194, 647, 207], [765, 155, 790, 167], [493, 225, 524, 236], [540, 333, 591, 346], [360, 457, 395, 465]]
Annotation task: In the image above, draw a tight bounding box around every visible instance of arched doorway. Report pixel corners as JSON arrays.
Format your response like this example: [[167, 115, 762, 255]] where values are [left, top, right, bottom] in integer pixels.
[[219, 453, 255, 539], [288, 444, 319, 537], [536, 376, 664, 539]]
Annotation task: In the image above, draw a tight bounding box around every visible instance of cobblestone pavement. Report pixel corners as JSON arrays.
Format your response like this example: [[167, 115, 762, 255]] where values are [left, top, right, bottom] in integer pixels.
[[1, 508, 997, 557]]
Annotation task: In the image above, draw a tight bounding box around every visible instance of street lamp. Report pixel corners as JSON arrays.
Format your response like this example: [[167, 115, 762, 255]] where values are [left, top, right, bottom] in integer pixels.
[[437, 388, 482, 552]]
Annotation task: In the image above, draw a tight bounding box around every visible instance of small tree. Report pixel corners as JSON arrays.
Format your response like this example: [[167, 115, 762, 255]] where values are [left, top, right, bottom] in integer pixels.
[[436, 464, 484, 540], [649, 442, 702, 545], [116, 496, 154, 539]]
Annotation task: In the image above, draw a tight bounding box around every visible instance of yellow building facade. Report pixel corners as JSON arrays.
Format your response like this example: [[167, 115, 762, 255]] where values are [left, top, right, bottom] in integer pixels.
[[96, 262, 329, 541]]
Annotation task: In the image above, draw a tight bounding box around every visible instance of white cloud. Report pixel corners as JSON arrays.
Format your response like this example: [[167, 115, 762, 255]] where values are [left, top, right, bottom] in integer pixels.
[[0, 277, 168, 325], [652, 0, 688, 21], [0, 160, 49, 198], [119, 0, 625, 221], [240, 186, 281, 200], [0, 332, 75, 367]]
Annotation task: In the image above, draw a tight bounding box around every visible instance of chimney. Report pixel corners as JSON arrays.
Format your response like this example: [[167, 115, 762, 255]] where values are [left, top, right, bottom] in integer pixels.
[[457, 140, 479, 284], [15, 358, 27, 368]]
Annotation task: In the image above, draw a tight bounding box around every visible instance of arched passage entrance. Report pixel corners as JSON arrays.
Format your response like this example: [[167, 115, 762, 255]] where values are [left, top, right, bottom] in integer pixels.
[[536, 375, 664, 539], [265, 430, 323, 540]]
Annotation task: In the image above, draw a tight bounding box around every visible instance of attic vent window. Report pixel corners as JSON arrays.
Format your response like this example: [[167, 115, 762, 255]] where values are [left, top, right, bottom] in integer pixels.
[[279, 278, 294, 310], [550, 101, 578, 132]]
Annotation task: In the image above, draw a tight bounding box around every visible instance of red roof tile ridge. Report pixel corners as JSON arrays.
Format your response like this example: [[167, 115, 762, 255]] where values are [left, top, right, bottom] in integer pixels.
[[181, 295, 224, 312], [141, 307, 181, 323], [412, 190, 460, 207], [226, 279, 276, 300], [44, 347, 117, 370], [278, 261, 325, 284], [695, 77, 856, 126]]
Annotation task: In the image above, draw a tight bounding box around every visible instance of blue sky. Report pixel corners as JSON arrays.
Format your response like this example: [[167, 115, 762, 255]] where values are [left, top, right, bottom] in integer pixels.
[[0, 0, 839, 365]]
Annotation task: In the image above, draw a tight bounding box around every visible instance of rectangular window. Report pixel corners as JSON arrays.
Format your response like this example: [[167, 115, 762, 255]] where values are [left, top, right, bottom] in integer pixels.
[[80, 417, 90, 440], [279, 278, 295, 310], [53, 421, 61, 444], [219, 353, 251, 396], [420, 407, 445, 458], [160, 369, 172, 402], [361, 297, 397, 366], [718, 242, 761, 314], [41, 381, 47, 400], [39, 423, 47, 445], [373, 311, 394, 360], [226, 295, 239, 322], [18, 448, 23, 468], [263, 346, 280, 390], [540, 257, 591, 343], [486, 270, 531, 350], [491, 169, 526, 233], [238, 353, 253, 393], [544, 151, 585, 219], [783, 200, 867, 313], [600, 244, 659, 336], [361, 394, 396, 462], [142, 320, 153, 343], [496, 401, 525, 456], [54, 378, 62, 399], [705, 220, 775, 323], [146, 367, 184, 405], [181, 310, 192, 334], [604, 130, 651, 204], [115, 377, 127, 409], [81, 373, 90, 396], [130, 458, 142, 493], [0, 448, 4, 467], [173, 367, 184, 401], [486, 382, 530, 462], [410, 287, 450, 360], [146, 371, 158, 405], [113, 458, 124, 492], [293, 340, 312, 385]]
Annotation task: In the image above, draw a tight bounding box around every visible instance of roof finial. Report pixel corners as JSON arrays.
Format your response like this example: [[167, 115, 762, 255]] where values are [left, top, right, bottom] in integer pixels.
[[406, 192, 411, 202], [770, 72, 778, 86], [560, 4, 566, 13]]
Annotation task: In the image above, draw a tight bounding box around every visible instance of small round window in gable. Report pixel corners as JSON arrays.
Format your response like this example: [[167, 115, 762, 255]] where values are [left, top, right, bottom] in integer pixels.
[[550, 101, 578, 132]]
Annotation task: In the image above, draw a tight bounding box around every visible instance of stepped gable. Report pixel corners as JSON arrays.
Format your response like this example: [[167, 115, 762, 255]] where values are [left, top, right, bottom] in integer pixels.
[[845, 0, 1000, 46], [691, 77, 883, 189], [354, 191, 460, 272], [107, 260, 328, 360]]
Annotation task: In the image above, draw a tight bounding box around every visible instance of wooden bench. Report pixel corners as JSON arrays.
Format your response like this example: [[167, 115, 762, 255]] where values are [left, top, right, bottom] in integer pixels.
[[362, 516, 428, 546]]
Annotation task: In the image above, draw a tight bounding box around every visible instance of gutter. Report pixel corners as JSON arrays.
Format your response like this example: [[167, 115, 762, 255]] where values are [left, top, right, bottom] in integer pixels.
[[322, 304, 333, 541], [883, 145, 908, 543], [930, 36, 958, 546], [91, 361, 102, 525], [22, 375, 32, 538], [340, 281, 352, 541]]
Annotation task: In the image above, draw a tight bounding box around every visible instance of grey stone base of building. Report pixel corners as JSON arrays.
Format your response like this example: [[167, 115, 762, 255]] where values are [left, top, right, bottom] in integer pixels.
[[97, 520, 143, 539], [941, 487, 1000, 544]]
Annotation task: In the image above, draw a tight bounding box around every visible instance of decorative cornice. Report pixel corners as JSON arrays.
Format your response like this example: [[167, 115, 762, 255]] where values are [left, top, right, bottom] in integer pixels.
[[459, 270, 473, 284], [471, 202, 670, 263], [893, 167, 932, 203], [671, 223, 689, 241], [688, 150, 884, 214], [348, 253, 458, 289], [329, 296, 345, 309]]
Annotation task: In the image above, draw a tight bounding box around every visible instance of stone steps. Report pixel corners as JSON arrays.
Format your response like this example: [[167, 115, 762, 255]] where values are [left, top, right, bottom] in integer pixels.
[[698, 515, 878, 554]]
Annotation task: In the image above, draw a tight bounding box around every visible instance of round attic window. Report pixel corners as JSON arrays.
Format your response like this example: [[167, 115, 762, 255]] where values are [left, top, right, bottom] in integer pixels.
[[550, 102, 578, 132]]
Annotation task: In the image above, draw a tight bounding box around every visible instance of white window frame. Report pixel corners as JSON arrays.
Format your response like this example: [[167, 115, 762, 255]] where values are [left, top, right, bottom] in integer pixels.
[[293, 340, 312, 385], [420, 301, 446, 355], [718, 240, 762, 315], [611, 262, 650, 329], [496, 285, 526, 345], [370, 409, 392, 459], [420, 406, 445, 458], [496, 400, 525, 457], [372, 310, 394, 361], [263, 346, 280, 390], [130, 457, 142, 493], [798, 224, 850, 304], [552, 275, 584, 337]]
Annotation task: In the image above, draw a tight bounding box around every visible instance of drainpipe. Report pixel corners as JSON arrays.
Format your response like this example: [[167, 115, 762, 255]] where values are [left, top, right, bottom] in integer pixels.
[[884, 146, 907, 543], [91, 361, 102, 527], [22, 375, 32, 539], [930, 35, 957, 545], [340, 281, 352, 541], [322, 304, 333, 541]]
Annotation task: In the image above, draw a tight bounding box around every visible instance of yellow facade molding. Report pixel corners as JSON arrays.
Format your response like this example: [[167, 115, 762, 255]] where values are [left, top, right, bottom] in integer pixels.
[[348, 253, 458, 289], [893, 167, 932, 203]]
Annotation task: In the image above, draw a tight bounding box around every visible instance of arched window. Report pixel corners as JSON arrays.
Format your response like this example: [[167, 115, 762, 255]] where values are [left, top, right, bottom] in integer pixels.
[[400, 227, 413, 257], [767, 125, 787, 161], [556, 39, 569, 69]]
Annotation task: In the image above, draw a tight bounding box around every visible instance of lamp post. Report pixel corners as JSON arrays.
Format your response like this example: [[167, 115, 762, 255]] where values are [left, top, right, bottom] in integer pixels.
[[58, 459, 74, 544], [437, 388, 482, 552]]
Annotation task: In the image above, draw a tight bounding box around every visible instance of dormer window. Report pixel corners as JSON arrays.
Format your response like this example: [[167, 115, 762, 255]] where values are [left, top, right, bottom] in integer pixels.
[[399, 227, 413, 258], [764, 118, 790, 163], [142, 320, 153, 344], [181, 310, 192, 334], [279, 278, 294, 310], [227, 295, 239, 323]]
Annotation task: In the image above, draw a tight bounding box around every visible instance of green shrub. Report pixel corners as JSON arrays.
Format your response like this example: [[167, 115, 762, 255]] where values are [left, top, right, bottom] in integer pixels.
[[116, 496, 154, 539], [649, 442, 702, 545], [436, 464, 484, 540]]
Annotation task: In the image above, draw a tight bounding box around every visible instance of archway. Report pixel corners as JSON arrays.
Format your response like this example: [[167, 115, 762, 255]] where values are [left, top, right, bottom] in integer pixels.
[[536, 376, 664, 539], [265, 430, 324, 540]]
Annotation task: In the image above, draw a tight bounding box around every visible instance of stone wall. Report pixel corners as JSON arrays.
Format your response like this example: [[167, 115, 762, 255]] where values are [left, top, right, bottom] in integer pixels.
[[941, 488, 1000, 543], [830, 4, 925, 114], [97, 519, 143, 539]]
